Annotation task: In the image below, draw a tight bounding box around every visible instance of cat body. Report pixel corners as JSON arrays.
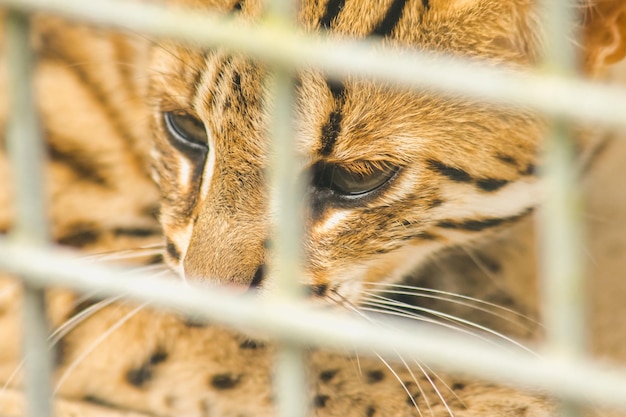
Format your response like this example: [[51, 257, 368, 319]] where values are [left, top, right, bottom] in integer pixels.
[[1, 0, 626, 416]]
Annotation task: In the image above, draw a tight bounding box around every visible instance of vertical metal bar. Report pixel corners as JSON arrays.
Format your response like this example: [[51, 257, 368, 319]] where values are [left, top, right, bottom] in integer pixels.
[[6, 10, 53, 417], [264, 0, 308, 415], [539, 1, 585, 416], [267, 68, 308, 417]]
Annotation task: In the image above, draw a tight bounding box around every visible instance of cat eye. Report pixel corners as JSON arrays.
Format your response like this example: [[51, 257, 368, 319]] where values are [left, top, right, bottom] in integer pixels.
[[163, 111, 209, 151], [313, 162, 398, 197]]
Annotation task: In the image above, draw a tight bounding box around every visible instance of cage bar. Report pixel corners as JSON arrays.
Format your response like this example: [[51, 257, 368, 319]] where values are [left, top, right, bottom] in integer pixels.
[[539, 1, 587, 416], [5, 10, 53, 417], [1, 240, 626, 412], [264, 0, 308, 415], [2, 0, 626, 129]]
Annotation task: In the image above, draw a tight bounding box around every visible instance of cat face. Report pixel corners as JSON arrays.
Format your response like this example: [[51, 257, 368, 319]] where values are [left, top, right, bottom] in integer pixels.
[[148, 0, 626, 303]]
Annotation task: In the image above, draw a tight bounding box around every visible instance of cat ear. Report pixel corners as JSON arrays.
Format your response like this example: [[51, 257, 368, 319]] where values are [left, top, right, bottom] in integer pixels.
[[582, 0, 626, 73]]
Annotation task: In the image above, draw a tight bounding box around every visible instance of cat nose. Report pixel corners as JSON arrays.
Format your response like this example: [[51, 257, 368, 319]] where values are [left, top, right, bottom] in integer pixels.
[[219, 265, 265, 295], [248, 264, 266, 291]]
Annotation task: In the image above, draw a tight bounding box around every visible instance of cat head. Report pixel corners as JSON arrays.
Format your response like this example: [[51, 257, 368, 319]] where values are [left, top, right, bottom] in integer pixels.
[[148, 0, 626, 303]]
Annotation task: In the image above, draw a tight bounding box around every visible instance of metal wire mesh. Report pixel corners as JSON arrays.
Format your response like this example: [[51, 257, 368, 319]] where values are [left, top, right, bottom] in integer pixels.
[[1, 0, 626, 416]]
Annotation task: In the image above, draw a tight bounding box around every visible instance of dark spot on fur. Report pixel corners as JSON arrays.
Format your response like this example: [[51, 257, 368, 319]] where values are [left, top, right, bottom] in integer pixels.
[[149, 350, 168, 365], [210, 373, 241, 390], [84, 395, 116, 408], [319, 369, 339, 382], [421, 0, 429, 9], [183, 317, 209, 328], [232, 0, 243, 11], [126, 366, 153, 388], [523, 163, 536, 176], [58, 223, 100, 248], [427, 160, 471, 183], [126, 349, 168, 388], [452, 382, 466, 391], [406, 392, 421, 406], [311, 283, 328, 297], [112, 227, 160, 238], [149, 254, 164, 264], [495, 153, 518, 166], [239, 339, 264, 349], [476, 178, 508, 192], [366, 405, 376, 417], [418, 231, 438, 240], [429, 198, 443, 208], [166, 239, 181, 261], [142, 204, 160, 218], [314, 395, 330, 408], [366, 370, 384, 383]]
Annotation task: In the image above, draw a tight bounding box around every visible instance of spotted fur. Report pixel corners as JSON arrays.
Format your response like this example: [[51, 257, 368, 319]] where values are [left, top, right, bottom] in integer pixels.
[[1, 1, 626, 417]]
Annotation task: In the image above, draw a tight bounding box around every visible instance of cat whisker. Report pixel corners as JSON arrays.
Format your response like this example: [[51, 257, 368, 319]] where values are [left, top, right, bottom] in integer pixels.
[[49, 296, 123, 347], [375, 352, 425, 417], [0, 358, 25, 400], [52, 266, 171, 393], [54, 302, 148, 394], [396, 353, 430, 417], [419, 361, 467, 410], [458, 245, 505, 289], [1, 295, 123, 397], [358, 304, 503, 353], [329, 290, 450, 417], [412, 360, 455, 417], [362, 294, 537, 356], [360, 293, 537, 356], [362, 282, 540, 327], [81, 245, 164, 263]]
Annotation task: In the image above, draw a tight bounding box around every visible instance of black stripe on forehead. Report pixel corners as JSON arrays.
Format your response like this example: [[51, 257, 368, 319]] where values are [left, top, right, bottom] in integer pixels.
[[319, 0, 347, 29], [371, 0, 409, 37], [319, 80, 346, 156]]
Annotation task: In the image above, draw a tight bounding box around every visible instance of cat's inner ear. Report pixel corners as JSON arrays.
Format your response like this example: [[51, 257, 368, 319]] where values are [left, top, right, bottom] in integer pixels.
[[582, 0, 626, 73]]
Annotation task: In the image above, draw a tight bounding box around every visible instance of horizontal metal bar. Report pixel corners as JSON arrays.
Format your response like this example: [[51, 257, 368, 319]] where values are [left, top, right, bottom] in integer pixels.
[[4, 0, 626, 130], [1, 239, 626, 412]]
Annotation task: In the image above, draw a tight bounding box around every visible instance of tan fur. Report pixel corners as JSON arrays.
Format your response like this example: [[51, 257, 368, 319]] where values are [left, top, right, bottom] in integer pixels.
[[1, 1, 626, 416]]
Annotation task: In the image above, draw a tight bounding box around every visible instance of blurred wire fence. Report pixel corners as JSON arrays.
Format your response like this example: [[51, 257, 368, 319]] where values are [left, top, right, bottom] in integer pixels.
[[2, 0, 626, 416]]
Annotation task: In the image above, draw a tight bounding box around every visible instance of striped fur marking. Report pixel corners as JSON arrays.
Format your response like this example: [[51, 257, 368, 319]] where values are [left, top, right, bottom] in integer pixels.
[[436, 207, 533, 232], [427, 159, 510, 192], [319, 0, 347, 29], [48, 139, 108, 186], [371, 0, 409, 37], [319, 81, 346, 156]]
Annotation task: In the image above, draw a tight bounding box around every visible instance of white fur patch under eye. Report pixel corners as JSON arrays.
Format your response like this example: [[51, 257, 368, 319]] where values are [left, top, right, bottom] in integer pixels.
[[199, 135, 216, 201], [439, 178, 541, 219], [314, 210, 349, 235], [178, 157, 193, 192]]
